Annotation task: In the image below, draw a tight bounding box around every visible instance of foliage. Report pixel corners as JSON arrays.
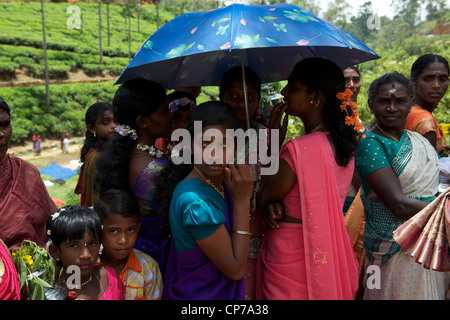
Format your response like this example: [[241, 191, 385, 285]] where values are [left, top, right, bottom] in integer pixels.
[[0, 81, 117, 144], [0, 0, 449, 144], [11, 240, 55, 300]]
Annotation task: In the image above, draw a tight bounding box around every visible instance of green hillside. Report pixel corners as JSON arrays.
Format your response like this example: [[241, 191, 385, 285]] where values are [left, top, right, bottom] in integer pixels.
[[0, 1, 449, 145]]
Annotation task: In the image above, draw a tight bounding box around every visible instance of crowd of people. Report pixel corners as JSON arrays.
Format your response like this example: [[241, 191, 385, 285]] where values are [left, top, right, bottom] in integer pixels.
[[0, 53, 449, 301]]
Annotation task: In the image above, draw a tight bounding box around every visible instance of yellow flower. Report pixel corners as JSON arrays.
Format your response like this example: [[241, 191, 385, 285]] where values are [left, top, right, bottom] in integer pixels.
[[25, 255, 34, 266]]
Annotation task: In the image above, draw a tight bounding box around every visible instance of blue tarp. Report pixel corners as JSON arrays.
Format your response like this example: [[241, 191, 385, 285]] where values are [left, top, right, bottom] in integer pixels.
[[39, 162, 77, 180]]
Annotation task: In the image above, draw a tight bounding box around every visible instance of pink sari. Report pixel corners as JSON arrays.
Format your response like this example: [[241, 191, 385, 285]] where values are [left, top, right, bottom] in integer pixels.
[[256, 132, 358, 299]]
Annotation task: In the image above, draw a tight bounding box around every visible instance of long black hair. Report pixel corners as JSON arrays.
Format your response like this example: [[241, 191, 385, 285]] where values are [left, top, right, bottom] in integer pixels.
[[155, 101, 239, 213], [291, 57, 358, 167], [95, 79, 167, 194], [80, 102, 113, 163]]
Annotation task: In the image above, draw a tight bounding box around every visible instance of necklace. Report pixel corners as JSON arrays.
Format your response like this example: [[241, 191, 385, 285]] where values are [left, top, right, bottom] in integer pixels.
[[194, 166, 225, 199], [60, 272, 93, 290], [310, 123, 325, 133], [136, 142, 164, 158], [376, 123, 399, 142]]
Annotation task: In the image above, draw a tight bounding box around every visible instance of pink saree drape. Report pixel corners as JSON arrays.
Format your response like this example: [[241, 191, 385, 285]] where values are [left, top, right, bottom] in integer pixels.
[[256, 132, 359, 299], [393, 187, 450, 272]]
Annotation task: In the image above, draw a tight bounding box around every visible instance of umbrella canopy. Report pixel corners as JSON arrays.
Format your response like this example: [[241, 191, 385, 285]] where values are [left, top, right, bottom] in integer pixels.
[[116, 3, 380, 88]]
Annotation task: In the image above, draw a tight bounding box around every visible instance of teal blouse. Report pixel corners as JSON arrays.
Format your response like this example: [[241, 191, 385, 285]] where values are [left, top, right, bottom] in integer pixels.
[[355, 131, 408, 195], [169, 178, 226, 253]]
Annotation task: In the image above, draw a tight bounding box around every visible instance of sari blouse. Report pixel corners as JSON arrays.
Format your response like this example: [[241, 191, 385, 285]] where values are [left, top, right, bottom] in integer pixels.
[[163, 179, 244, 300], [132, 158, 171, 275], [355, 130, 439, 265], [405, 106, 447, 154]]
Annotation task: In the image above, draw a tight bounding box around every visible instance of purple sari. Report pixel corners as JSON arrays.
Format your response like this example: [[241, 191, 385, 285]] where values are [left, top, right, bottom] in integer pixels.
[[162, 185, 245, 300], [132, 158, 171, 276]]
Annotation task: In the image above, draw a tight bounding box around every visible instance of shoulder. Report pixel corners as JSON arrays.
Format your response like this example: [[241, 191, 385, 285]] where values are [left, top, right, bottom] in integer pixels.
[[10, 156, 39, 173], [172, 180, 225, 227], [133, 249, 158, 267], [133, 249, 161, 276]]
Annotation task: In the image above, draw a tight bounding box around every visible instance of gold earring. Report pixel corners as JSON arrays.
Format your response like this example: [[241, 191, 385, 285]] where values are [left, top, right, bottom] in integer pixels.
[[314, 100, 320, 107]]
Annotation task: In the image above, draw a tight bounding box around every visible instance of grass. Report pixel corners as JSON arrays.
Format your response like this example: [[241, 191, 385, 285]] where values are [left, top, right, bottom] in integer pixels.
[[19, 138, 84, 207]]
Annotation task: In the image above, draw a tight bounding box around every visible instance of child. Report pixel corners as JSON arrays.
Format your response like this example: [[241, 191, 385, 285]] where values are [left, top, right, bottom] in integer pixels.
[[46, 206, 125, 300], [75, 102, 117, 207], [156, 101, 254, 300], [94, 189, 163, 300]]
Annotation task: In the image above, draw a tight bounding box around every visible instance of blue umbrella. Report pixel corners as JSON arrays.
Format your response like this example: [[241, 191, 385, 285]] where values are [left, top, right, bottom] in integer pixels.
[[116, 3, 380, 89]]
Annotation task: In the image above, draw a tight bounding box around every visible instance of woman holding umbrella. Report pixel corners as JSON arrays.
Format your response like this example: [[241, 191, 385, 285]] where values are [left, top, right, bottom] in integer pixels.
[[255, 57, 361, 299]]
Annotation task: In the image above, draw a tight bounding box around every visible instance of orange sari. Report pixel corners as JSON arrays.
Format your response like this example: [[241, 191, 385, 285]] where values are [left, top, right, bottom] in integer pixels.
[[405, 106, 447, 154]]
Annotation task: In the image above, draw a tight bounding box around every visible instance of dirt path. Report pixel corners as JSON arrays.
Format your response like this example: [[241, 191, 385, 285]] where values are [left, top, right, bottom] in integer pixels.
[[8, 138, 83, 169]]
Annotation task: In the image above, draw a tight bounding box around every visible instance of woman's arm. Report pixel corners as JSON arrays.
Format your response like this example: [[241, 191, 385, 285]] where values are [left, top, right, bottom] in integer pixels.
[[196, 164, 254, 280], [256, 159, 296, 228], [364, 166, 428, 220]]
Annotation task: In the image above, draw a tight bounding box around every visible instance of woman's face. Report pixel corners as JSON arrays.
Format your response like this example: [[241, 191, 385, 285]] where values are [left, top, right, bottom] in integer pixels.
[[0, 108, 12, 160], [371, 81, 412, 130], [414, 62, 449, 105], [147, 97, 173, 139], [280, 75, 313, 118], [192, 124, 234, 179], [343, 68, 361, 102], [220, 81, 259, 127]]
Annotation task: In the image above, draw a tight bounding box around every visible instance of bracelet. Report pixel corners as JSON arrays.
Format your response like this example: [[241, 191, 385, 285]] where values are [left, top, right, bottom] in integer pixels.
[[232, 230, 252, 236]]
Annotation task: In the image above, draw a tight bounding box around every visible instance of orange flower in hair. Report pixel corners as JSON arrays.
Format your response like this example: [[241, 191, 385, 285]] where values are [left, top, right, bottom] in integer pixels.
[[336, 88, 365, 140]]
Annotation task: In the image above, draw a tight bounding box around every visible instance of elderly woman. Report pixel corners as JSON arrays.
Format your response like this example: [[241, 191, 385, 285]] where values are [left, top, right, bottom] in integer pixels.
[[405, 54, 449, 154], [355, 72, 450, 300], [0, 96, 56, 249]]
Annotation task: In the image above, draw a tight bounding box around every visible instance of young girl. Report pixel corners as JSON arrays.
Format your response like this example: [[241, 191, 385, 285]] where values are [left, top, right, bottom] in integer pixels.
[[94, 189, 163, 300], [157, 101, 254, 300], [75, 102, 117, 207], [255, 58, 361, 300], [46, 206, 125, 300], [96, 79, 173, 276]]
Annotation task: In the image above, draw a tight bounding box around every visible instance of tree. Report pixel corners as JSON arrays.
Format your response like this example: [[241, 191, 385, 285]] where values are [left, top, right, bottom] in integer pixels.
[[40, 0, 49, 104], [426, 0, 448, 20], [98, 0, 103, 64], [323, 0, 351, 29], [346, 2, 378, 44], [392, 0, 422, 37]]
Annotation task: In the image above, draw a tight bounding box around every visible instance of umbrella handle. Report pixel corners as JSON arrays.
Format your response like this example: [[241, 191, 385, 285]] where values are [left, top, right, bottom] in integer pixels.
[[241, 55, 251, 131]]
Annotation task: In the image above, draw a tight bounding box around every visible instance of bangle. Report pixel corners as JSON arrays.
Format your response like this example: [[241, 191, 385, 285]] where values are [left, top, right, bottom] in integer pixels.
[[232, 230, 252, 236]]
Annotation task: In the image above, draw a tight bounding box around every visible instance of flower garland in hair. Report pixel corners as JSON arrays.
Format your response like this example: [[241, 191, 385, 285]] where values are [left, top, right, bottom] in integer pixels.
[[115, 125, 138, 140], [336, 88, 366, 139], [168, 97, 196, 113]]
